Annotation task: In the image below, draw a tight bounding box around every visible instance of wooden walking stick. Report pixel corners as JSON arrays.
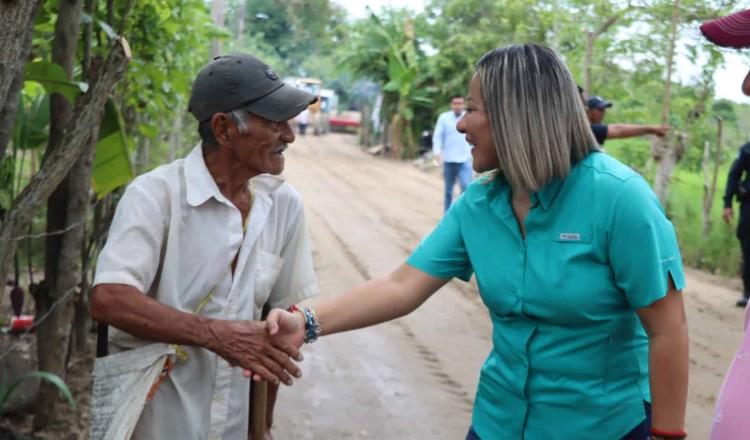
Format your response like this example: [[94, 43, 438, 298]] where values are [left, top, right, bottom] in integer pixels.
[[251, 303, 271, 439], [251, 380, 268, 439]]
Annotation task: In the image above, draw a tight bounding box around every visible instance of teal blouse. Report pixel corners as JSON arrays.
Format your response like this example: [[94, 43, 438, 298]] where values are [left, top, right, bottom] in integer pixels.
[[407, 152, 685, 439]]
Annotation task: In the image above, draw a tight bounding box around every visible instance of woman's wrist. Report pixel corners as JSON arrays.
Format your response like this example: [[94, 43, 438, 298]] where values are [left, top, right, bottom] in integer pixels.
[[287, 305, 322, 343]]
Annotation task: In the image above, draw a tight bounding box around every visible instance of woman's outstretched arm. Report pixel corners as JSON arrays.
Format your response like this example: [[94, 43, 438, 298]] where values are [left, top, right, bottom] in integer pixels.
[[266, 263, 450, 340]]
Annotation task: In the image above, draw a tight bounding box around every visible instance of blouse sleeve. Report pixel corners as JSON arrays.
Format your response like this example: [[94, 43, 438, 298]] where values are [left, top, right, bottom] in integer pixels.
[[407, 201, 473, 281], [608, 176, 686, 309]]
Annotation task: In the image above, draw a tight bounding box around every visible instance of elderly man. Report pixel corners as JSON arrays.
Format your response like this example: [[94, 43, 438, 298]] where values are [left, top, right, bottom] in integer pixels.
[[90, 53, 318, 439]]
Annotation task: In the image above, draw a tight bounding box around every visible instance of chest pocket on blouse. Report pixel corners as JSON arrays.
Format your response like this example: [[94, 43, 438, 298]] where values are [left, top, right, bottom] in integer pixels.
[[254, 250, 285, 317]]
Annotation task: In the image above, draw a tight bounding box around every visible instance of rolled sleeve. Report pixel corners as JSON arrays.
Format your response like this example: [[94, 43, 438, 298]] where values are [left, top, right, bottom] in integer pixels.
[[93, 182, 166, 293], [407, 202, 473, 281], [268, 206, 319, 309], [608, 176, 685, 309]]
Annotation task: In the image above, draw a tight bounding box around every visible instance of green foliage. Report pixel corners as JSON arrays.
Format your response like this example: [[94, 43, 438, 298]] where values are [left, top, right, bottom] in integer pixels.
[[0, 370, 76, 414], [12, 82, 49, 152], [23, 61, 87, 105], [92, 99, 133, 198], [7, 0, 750, 278], [422, 0, 555, 104], [231, 0, 347, 76], [0, 156, 14, 213], [124, 0, 219, 137], [337, 8, 436, 156]]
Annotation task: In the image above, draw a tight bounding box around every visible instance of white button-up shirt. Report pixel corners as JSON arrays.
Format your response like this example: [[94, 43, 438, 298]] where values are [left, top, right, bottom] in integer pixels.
[[93, 144, 318, 439], [432, 110, 472, 163]]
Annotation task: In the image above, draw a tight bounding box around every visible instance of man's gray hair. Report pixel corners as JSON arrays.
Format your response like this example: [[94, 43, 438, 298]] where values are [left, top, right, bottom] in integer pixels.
[[198, 108, 252, 150], [228, 108, 251, 134], [476, 44, 599, 192]]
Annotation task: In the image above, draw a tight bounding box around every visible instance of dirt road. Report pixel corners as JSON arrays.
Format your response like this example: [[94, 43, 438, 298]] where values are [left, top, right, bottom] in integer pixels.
[[273, 133, 745, 439]]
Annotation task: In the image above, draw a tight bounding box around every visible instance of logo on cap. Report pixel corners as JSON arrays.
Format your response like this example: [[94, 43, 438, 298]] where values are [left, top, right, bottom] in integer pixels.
[[265, 69, 279, 80]]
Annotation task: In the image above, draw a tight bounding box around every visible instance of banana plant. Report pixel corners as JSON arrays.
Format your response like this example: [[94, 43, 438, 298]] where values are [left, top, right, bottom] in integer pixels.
[[3, 61, 133, 206], [339, 10, 434, 158]]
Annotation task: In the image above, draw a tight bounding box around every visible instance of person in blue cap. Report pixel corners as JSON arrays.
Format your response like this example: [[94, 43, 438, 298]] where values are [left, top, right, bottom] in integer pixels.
[[584, 95, 670, 145]]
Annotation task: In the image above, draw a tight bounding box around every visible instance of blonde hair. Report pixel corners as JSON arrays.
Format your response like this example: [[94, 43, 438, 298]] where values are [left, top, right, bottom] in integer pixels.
[[475, 44, 599, 191]]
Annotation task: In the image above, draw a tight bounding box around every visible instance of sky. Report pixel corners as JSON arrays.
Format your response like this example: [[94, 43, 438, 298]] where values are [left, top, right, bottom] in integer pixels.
[[334, 0, 750, 104]]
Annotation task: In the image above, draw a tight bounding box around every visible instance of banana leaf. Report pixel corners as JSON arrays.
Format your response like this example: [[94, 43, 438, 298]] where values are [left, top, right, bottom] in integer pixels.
[[92, 99, 133, 198]]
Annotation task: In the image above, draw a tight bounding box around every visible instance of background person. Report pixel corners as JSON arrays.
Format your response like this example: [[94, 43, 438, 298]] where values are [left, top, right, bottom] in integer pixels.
[[699, 8, 750, 439], [721, 140, 750, 307], [432, 94, 473, 212], [585, 95, 670, 145], [267, 44, 689, 440], [297, 107, 309, 135]]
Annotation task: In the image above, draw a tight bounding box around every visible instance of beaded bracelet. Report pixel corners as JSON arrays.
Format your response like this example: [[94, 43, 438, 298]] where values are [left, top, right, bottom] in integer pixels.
[[301, 307, 321, 343], [286, 305, 322, 343]]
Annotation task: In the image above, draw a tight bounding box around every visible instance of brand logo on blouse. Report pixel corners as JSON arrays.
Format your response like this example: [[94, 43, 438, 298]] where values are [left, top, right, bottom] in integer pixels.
[[558, 233, 581, 241]]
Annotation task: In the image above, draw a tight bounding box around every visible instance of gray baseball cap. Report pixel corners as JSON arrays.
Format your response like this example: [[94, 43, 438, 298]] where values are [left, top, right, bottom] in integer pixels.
[[188, 53, 317, 122]]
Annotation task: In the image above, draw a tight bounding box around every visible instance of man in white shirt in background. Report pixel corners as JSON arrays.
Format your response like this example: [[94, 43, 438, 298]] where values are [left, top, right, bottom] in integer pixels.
[[90, 53, 319, 439], [297, 107, 309, 135], [432, 94, 473, 212]]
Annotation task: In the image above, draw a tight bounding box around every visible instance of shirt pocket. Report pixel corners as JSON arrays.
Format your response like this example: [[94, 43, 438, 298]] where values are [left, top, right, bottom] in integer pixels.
[[254, 250, 285, 318]]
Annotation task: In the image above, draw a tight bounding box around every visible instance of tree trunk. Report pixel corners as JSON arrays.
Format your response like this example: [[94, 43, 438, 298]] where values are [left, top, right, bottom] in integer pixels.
[[381, 116, 390, 153], [34, 0, 85, 429], [167, 110, 183, 163], [0, 36, 132, 296], [583, 31, 595, 97], [650, 0, 681, 205], [69, 0, 98, 356], [236, 0, 246, 39], [136, 136, 151, 174], [653, 132, 687, 208], [0, 37, 132, 416], [390, 113, 404, 160], [359, 104, 371, 147], [0, 0, 45, 160], [582, 15, 621, 97], [82, 0, 96, 79], [211, 0, 227, 57], [702, 118, 723, 237], [62, 140, 97, 357], [700, 141, 712, 242]]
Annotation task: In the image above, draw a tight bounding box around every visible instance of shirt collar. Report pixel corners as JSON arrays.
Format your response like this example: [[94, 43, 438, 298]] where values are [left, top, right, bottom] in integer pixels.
[[251, 174, 285, 197], [185, 144, 286, 207], [534, 178, 563, 211], [185, 144, 225, 207], [486, 172, 563, 211]]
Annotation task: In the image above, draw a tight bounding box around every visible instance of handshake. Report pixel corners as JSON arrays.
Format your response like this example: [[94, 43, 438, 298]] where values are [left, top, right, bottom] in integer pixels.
[[203, 308, 309, 386]]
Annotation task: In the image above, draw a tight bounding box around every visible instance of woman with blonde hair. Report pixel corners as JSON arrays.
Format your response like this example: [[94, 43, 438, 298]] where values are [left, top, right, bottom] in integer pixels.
[[267, 44, 689, 439]]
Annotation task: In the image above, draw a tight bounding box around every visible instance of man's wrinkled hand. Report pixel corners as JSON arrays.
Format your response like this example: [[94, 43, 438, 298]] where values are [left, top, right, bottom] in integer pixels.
[[241, 309, 306, 380], [205, 320, 302, 386]]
